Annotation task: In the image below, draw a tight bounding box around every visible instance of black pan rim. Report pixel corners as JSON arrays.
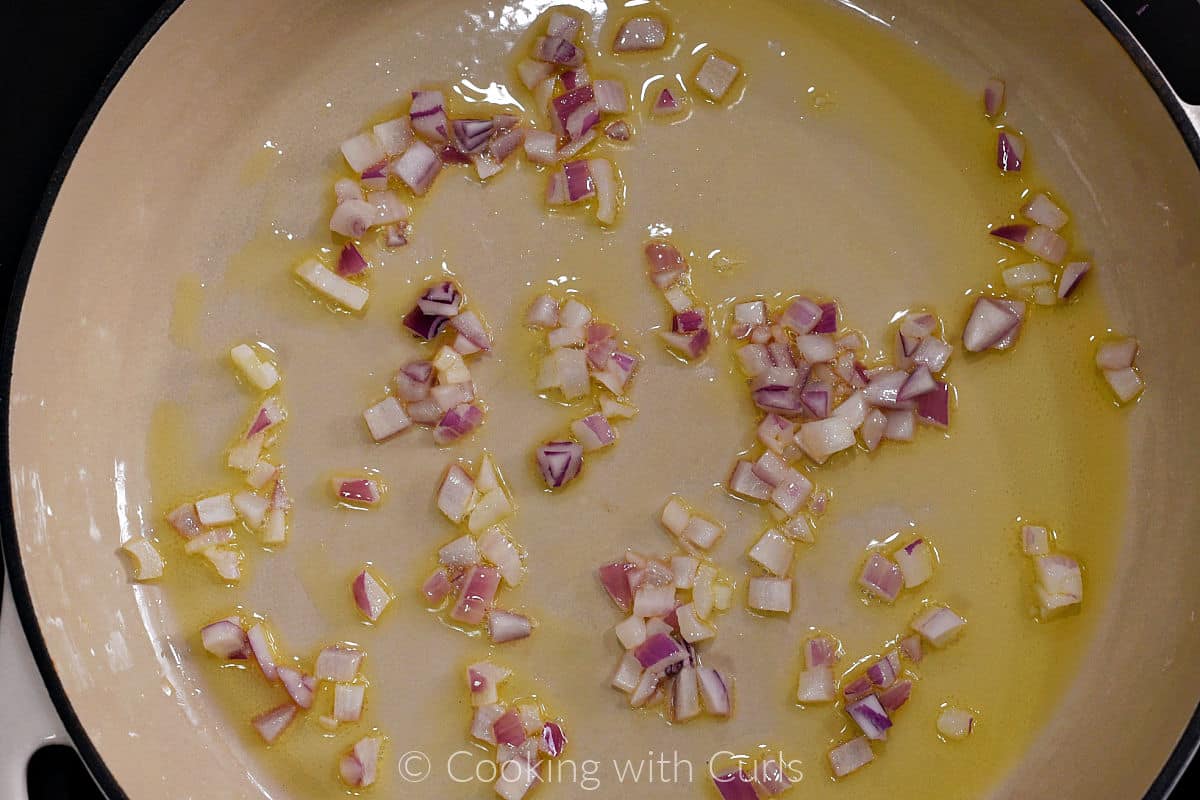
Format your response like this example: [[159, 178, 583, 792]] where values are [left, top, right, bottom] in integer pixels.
[[0, 1, 1196, 798]]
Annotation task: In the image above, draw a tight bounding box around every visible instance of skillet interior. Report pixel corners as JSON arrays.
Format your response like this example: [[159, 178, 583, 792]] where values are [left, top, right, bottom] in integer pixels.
[[5, 1, 1200, 797]]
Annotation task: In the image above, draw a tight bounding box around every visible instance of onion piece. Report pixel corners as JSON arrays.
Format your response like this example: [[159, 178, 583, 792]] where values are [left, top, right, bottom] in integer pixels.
[[1022, 193, 1068, 230], [166, 503, 203, 539], [651, 87, 680, 115], [246, 623, 278, 682], [962, 296, 1023, 352], [451, 565, 501, 624], [590, 158, 618, 224], [937, 707, 975, 740], [229, 344, 280, 391], [196, 493, 239, 526], [997, 130, 1025, 172], [989, 223, 1031, 244], [252, 703, 297, 744], [392, 139, 442, 195], [363, 396, 411, 442], [829, 737, 874, 777], [537, 440, 584, 488], [329, 198, 378, 239], [120, 538, 163, 581], [694, 52, 741, 100], [614, 16, 667, 52], [1103, 367, 1144, 404], [748, 576, 792, 613], [437, 464, 477, 523], [796, 666, 836, 703], [729, 459, 772, 501], [594, 80, 629, 114], [755, 759, 794, 796], [523, 129, 558, 165], [847, 694, 893, 740], [340, 132, 385, 174], [488, 610, 533, 643], [605, 120, 632, 141], [697, 667, 732, 716], [339, 736, 382, 788], [409, 89, 448, 142], [433, 403, 485, 445], [748, 529, 795, 576], [570, 413, 616, 451], [332, 683, 365, 724], [450, 310, 492, 351], [316, 645, 364, 682], [295, 258, 369, 311], [334, 477, 382, 506], [201, 618, 250, 659], [599, 560, 637, 611], [983, 77, 1006, 117], [797, 417, 856, 463], [334, 178, 364, 204], [1058, 261, 1090, 298], [911, 605, 967, 647], [278, 666, 316, 709], [879, 679, 912, 712], [1023, 225, 1069, 263], [713, 771, 757, 800], [353, 568, 393, 621], [900, 635, 923, 663], [1096, 337, 1139, 370], [894, 538, 935, 588], [644, 241, 689, 288], [858, 553, 904, 602]]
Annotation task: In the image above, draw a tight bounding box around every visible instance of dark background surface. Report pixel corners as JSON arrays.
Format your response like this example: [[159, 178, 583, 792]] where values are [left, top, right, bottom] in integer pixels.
[[0, 1, 1197, 798]]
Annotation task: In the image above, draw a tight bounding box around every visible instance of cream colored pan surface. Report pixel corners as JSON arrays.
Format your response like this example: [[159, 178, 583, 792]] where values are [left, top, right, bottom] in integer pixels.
[[5, 1, 1200, 798]]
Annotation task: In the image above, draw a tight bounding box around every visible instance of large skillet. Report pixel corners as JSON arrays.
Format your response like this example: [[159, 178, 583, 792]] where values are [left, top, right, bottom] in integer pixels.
[[3, 0, 1200, 797]]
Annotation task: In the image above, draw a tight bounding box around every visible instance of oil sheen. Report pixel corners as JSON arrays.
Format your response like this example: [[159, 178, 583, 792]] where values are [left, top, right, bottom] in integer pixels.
[[150, 1, 1127, 797]]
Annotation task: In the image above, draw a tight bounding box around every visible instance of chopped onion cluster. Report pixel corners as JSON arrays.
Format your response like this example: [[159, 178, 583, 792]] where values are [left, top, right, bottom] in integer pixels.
[[600, 547, 735, 722], [527, 293, 640, 488], [519, 11, 628, 225], [201, 614, 371, 756], [361, 280, 491, 446], [1095, 336, 1144, 404], [643, 240, 712, 361], [1018, 523, 1084, 619], [426, 453, 530, 640], [466, 660, 568, 800], [857, 537, 937, 603], [162, 348, 292, 583], [825, 621, 966, 778], [984, 189, 1087, 314]]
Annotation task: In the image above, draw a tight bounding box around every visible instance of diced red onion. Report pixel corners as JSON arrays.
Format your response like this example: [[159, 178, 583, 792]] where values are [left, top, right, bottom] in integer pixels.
[[416, 281, 462, 318], [754, 760, 793, 796], [392, 139, 442, 195], [847, 694, 892, 740], [488, 610, 533, 643], [353, 569, 392, 621], [911, 605, 967, 647], [166, 503, 202, 539], [523, 129, 558, 165], [605, 120, 632, 141], [916, 380, 950, 427], [805, 636, 838, 669], [843, 675, 873, 702], [713, 771, 757, 800], [493, 709, 527, 748], [1022, 193, 1068, 230], [593, 80, 629, 114], [340, 736, 381, 788], [536, 35, 583, 67], [801, 382, 832, 418], [697, 667, 731, 715], [989, 223, 1030, 244], [614, 16, 667, 52], [900, 634, 923, 663], [563, 159, 595, 201], [409, 90, 448, 142], [1023, 224, 1069, 263], [373, 117, 412, 156], [695, 53, 740, 100], [673, 309, 706, 334], [453, 118, 495, 153], [598, 560, 636, 611], [537, 440, 583, 488], [316, 645, 363, 682], [330, 198, 377, 238], [335, 478, 381, 505], [781, 298, 822, 334], [1058, 261, 1090, 299], [590, 158, 618, 224], [384, 222, 408, 247], [252, 703, 297, 744], [488, 126, 525, 163], [645, 241, 688, 288], [829, 737, 873, 778], [450, 310, 492, 351], [997, 130, 1025, 172], [526, 294, 559, 328], [1096, 337, 1139, 370], [879, 679, 912, 712], [541, 721, 567, 757], [246, 624, 278, 682], [333, 683, 365, 723], [866, 651, 901, 689], [201, 619, 250, 660], [517, 58, 555, 90], [340, 132, 385, 174], [334, 177, 364, 204], [572, 413, 616, 451], [278, 666, 316, 709], [336, 243, 368, 277], [983, 77, 1006, 117], [566, 102, 601, 140], [422, 570, 454, 605], [360, 160, 388, 190], [814, 302, 838, 333], [859, 553, 904, 602], [898, 365, 937, 401], [962, 296, 1023, 352], [634, 632, 686, 671], [433, 403, 484, 445], [451, 565, 501, 625], [552, 85, 595, 133], [652, 88, 679, 114], [729, 459, 772, 500]]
